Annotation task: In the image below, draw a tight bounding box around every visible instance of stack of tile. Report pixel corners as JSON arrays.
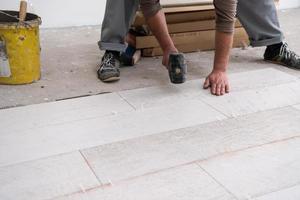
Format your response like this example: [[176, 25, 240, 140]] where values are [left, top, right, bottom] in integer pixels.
[[131, 2, 249, 57]]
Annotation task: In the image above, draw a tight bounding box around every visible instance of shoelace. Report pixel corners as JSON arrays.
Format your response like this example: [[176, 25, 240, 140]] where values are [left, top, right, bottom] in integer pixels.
[[280, 43, 300, 61], [100, 53, 117, 70]]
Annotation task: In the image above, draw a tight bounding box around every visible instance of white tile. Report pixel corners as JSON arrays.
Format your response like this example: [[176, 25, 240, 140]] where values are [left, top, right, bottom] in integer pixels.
[[0, 93, 133, 134], [202, 81, 300, 117], [119, 81, 207, 110], [0, 152, 99, 200], [119, 68, 297, 110], [81, 107, 300, 185], [53, 164, 234, 200], [199, 138, 300, 199], [254, 185, 300, 200], [0, 99, 225, 167], [293, 104, 300, 110]]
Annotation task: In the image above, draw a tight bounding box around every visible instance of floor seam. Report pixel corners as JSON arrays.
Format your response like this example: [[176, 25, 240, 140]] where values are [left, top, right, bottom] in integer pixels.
[[41, 135, 300, 200], [196, 162, 239, 200], [251, 182, 300, 199], [79, 150, 104, 186], [198, 98, 232, 118], [116, 92, 137, 111], [79, 135, 300, 190]]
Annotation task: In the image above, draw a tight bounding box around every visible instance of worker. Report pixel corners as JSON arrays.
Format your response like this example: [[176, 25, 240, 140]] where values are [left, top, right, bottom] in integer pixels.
[[98, 0, 179, 82], [98, 0, 300, 96]]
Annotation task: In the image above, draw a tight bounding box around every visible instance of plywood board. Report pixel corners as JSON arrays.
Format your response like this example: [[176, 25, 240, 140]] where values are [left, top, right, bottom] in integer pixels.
[[162, 5, 214, 13], [161, 0, 213, 7], [141, 27, 249, 56], [166, 19, 242, 34], [133, 10, 215, 27]]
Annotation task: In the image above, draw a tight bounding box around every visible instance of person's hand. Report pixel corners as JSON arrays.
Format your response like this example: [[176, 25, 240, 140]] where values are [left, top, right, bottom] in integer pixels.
[[203, 70, 230, 96]]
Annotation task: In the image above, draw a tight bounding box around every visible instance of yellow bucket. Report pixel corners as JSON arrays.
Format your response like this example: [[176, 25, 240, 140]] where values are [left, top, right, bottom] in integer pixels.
[[0, 10, 41, 85]]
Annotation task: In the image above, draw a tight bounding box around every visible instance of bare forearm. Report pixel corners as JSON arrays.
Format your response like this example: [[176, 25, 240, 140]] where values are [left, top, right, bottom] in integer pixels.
[[145, 10, 177, 66], [146, 10, 175, 52], [213, 31, 233, 72]]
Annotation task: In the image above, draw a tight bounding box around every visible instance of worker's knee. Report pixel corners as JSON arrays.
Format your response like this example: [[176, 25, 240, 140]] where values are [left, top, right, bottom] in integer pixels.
[[214, 0, 237, 33], [140, 0, 162, 19]]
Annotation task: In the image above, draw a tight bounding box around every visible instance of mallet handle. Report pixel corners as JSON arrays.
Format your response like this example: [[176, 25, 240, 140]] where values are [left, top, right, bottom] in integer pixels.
[[19, 0, 27, 21]]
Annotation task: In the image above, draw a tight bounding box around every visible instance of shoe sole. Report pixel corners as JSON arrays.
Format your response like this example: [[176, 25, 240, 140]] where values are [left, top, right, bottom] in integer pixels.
[[264, 59, 300, 71], [101, 76, 120, 82]]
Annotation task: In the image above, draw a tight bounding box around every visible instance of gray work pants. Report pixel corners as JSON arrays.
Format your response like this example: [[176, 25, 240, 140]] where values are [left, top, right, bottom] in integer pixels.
[[99, 0, 284, 51], [99, 0, 139, 52]]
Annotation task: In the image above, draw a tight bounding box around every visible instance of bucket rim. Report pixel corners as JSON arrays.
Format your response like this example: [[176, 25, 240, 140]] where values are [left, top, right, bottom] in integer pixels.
[[0, 10, 41, 28]]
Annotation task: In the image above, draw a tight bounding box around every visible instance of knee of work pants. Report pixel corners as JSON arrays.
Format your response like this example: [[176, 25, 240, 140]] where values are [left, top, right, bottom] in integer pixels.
[[140, 0, 162, 19]]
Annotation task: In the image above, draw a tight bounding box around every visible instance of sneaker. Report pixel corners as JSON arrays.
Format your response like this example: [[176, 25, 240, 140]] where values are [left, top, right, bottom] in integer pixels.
[[97, 52, 121, 82], [264, 43, 300, 70]]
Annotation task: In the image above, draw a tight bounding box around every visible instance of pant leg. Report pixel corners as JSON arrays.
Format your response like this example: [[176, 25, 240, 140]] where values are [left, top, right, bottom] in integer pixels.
[[236, 0, 284, 47], [99, 0, 139, 52]]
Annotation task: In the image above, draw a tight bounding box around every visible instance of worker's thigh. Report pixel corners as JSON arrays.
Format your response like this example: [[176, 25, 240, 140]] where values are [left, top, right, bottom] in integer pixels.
[[236, 0, 283, 46]]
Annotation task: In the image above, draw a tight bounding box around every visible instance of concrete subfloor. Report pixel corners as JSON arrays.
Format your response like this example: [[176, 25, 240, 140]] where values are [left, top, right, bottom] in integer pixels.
[[1, 8, 300, 109]]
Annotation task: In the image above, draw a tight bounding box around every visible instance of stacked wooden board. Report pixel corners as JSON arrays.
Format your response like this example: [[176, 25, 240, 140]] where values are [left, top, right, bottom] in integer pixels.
[[131, 2, 249, 57]]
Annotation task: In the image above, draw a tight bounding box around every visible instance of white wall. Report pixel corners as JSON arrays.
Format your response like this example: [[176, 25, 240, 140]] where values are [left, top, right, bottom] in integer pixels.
[[1, 0, 107, 28], [278, 0, 300, 9], [1, 0, 300, 28]]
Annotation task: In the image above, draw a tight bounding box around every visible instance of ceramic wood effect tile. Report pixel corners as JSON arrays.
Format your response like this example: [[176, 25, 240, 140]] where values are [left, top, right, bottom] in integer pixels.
[[199, 138, 300, 199], [0, 98, 225, 167], [81, 107, 300, 185], [52, 164, 235, 200], [202, 81, 300, 117], [0, 152, 99, 200], [254, 185, 300, 200], [119, 68, 297, 110], [0, 93, 134, 134]]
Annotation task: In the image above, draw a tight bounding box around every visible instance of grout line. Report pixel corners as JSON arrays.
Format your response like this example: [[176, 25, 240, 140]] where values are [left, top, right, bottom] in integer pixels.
[[79, 150, 103, 186], [251, 182, 300, 199], [198, 97, 232, 118], [196, 162, 239, 200], [291, 103, 300, 108], [44, 135, 300, 200], [116, 92, 137, 111], [82, 135, 300, 189], [1, 105, 298, 169]]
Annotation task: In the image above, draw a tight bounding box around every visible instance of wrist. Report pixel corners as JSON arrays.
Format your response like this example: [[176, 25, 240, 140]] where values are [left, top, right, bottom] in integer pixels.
[[212, 67, 227, 73]]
